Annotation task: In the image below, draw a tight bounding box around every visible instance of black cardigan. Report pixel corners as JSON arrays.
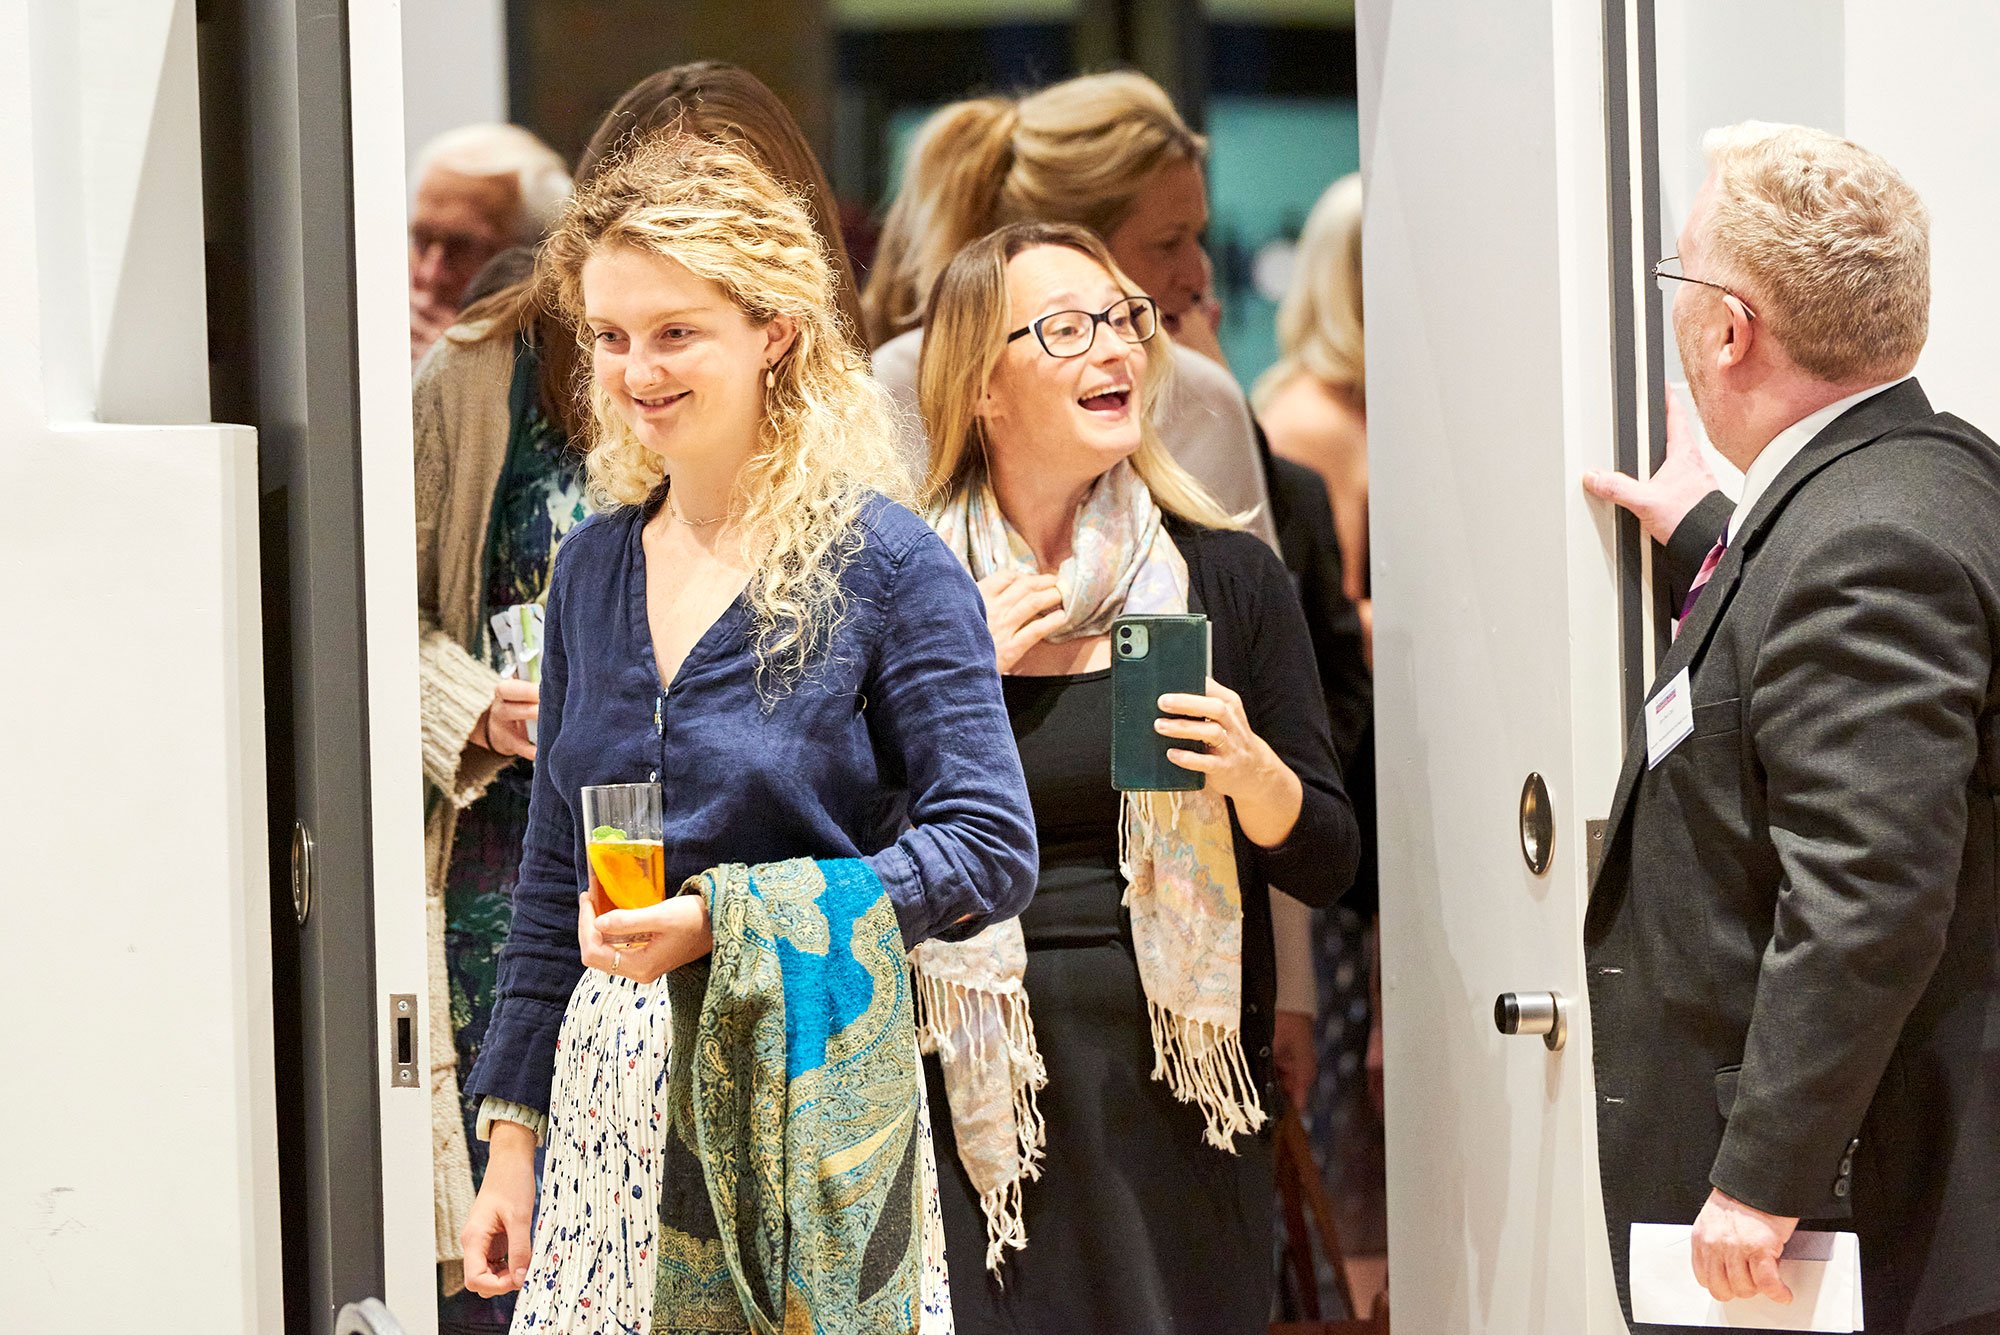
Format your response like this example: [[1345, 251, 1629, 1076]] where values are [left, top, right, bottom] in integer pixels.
[[1167, 515, 1362, 1088]]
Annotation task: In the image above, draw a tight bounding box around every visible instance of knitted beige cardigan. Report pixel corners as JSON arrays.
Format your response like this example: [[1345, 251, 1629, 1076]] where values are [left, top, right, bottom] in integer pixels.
[[413, 323, 522, 1295]]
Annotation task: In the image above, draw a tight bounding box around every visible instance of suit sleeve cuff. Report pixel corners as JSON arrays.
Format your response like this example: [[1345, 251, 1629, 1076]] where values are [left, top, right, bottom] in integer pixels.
[[1666, 491, 1736, 586], [1710, 1119, 1855, 1221]]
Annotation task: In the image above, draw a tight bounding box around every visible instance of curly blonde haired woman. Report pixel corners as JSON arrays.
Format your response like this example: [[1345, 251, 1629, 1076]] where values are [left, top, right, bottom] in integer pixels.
[[456, 135, 1036, 1333], [412, 63, 874, 1335]]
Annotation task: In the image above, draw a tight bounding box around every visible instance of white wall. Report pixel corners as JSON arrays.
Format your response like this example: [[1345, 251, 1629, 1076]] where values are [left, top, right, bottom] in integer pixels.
[[1844, 0, 2000, 433], [1655, 0, 1845, 248], [401, 0, 508, 172], [0, 2, 280, 1333], [1652, 0, 2000, 489]]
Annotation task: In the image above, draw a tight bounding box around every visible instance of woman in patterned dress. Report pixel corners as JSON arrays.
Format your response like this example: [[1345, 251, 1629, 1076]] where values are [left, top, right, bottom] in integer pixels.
[[412, 63, 869, 1335]]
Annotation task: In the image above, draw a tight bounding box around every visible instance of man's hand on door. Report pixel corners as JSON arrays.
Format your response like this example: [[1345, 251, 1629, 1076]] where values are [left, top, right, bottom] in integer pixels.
[[1583, 391, 1720, 546]]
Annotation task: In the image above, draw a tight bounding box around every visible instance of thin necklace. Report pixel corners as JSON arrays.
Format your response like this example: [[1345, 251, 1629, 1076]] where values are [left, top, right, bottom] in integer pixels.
[[667, 494, 727, 528]]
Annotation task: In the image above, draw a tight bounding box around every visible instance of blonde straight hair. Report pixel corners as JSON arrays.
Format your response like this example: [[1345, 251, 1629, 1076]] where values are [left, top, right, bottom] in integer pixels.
[[1254, 172, 1365, 412], [539, 136, 910, 692], [862, 72, 1205, 349], [917, 221, 1241, 533]]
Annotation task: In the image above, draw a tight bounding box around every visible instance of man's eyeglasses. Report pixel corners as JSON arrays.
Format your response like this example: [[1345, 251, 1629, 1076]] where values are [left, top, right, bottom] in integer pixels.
[[1653, 256, 1757, 319], [1007, 296, 1160, 358]]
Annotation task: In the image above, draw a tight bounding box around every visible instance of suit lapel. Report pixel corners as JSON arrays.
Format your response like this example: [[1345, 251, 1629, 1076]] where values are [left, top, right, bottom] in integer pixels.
[[1590, 379, 1935, 897], [1596, 553, 1745, 859]]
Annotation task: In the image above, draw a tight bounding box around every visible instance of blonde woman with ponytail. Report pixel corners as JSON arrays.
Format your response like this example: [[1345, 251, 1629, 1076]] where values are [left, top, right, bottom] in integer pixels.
[[457, 135, 1036, 1333], [910, 222, 1358, 1333], [864, 70, 1280, 550]]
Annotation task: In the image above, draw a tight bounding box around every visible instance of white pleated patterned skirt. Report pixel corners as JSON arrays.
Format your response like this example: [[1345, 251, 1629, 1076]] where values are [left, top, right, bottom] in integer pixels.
[[507, 970, 954, 1333]]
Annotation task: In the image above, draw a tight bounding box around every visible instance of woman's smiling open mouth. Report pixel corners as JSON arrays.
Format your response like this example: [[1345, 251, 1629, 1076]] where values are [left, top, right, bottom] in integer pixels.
[[1077, 382, 1131, 415]]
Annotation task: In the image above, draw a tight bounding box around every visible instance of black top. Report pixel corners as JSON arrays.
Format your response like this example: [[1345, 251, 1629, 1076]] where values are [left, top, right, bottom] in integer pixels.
[[1163, 515, 1362, 1076], [1257, 432, 1378, 916], [932, 521, 1359, 1332], [1257, 430, 1373, 768], [1002, 670, 1124, 948]]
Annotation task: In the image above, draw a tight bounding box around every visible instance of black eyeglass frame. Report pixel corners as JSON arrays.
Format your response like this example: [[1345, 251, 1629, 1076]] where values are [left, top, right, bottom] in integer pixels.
[[1005, 295, 1160, 358], [1653, 256, 1758, 319]]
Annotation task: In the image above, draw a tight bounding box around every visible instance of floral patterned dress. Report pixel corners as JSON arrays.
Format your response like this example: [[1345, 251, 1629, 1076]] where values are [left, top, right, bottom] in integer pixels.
[[439, 339, 589, 1335]]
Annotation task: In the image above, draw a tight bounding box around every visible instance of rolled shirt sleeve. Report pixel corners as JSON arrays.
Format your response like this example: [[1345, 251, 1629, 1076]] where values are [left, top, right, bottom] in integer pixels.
[[862, 527, 1039, 946]]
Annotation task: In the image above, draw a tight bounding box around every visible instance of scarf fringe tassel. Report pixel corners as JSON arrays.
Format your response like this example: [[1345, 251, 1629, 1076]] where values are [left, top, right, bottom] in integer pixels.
[[913, 969, 1048, 1271], [1147, 998, 1267, 1151]]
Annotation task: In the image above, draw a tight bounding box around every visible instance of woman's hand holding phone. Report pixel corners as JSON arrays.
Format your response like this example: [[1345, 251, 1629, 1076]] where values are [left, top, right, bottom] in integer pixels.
[[1155, 678, 1303, 847]]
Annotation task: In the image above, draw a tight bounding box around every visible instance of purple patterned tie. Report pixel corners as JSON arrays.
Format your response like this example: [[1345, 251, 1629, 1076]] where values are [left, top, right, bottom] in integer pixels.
[[1674, 535, 1728, 638]]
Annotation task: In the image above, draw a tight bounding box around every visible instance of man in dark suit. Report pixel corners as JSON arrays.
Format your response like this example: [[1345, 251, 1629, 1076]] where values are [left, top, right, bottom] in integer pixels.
[[1583, 123, 2000, 1335]]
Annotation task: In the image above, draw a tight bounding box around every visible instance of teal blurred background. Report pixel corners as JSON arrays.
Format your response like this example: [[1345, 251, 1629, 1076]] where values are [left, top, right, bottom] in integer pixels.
[[1206, 95, 1360, 387]]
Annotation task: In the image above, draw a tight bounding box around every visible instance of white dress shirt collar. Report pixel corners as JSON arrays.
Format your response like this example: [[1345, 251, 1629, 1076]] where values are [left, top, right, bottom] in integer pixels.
[[1727, 377, 1910, 542]]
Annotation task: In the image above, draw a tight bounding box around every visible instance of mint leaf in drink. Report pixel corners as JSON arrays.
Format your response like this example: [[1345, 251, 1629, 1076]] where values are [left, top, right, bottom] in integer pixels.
[[590, 825, 628, 842]]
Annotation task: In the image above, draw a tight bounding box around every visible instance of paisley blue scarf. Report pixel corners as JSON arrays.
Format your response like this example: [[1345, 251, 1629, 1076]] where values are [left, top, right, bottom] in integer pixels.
[[655, 858, 928, 1334]]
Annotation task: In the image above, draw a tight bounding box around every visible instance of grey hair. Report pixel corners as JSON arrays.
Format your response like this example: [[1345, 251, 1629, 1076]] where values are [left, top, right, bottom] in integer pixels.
[[412, 123, 573, 243]]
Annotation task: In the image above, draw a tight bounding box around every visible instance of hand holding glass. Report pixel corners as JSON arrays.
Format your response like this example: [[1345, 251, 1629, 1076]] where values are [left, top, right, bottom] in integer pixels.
[[581, 782, 665, 948]]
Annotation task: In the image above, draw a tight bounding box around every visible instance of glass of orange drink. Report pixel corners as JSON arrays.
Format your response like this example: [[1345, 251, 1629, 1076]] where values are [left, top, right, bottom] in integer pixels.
[[581, 782, 666, 951]]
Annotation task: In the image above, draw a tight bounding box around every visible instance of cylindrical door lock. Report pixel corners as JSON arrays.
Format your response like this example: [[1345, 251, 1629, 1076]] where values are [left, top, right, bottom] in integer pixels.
[[1494, 990, 1570, 1052]]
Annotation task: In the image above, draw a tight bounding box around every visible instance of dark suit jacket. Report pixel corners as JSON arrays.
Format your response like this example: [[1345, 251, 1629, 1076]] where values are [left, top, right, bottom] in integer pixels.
[[1585, 380, 2000, 1335]]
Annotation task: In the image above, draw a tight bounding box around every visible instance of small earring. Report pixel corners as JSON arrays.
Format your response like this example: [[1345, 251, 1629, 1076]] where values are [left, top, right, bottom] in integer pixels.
[[765, 365, 776, 391]]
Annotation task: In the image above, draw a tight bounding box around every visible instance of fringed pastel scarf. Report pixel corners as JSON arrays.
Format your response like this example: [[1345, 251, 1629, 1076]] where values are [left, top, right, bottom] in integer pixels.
[[916, 463, 1265, 1271], [655, 858, 935, 1334]]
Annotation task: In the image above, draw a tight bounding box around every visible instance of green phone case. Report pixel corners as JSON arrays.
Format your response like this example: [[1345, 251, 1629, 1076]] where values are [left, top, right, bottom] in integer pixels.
[[1110, 613, 1211, 792]]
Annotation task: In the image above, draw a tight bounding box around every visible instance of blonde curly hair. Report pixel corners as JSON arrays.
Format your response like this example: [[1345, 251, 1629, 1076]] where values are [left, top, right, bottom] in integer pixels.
[[539, 135, 911, 692]]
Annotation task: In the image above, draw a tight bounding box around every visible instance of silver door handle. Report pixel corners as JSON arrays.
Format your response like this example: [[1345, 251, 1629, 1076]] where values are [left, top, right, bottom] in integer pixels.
[[1494, 991, 1570, 1052]]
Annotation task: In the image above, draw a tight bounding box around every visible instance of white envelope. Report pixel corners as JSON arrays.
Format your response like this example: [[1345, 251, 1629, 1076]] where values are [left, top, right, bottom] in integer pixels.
[[1630, 1223, 1863, 1331]]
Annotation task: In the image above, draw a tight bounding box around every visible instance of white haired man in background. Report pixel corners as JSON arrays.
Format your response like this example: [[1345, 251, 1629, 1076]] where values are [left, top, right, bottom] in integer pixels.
[[408, 123, 570, 361]]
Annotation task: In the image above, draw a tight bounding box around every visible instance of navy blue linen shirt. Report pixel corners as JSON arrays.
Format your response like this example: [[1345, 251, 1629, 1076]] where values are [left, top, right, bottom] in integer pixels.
[[464, 490, 1038, 1113]]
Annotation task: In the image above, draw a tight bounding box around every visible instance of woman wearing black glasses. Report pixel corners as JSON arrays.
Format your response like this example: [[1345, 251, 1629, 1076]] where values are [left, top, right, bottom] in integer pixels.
[[910, 221, 1360, 1334]]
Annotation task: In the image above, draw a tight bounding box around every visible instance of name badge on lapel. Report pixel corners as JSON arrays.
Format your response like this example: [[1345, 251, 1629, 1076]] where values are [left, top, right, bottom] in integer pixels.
[[1645, 666, 1695, 770]]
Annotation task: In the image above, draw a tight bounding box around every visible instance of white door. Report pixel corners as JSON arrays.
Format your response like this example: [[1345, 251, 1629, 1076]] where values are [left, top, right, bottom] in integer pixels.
[[1362, 4, 2000, 1329], [1361, 1, 1633, 1329]]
